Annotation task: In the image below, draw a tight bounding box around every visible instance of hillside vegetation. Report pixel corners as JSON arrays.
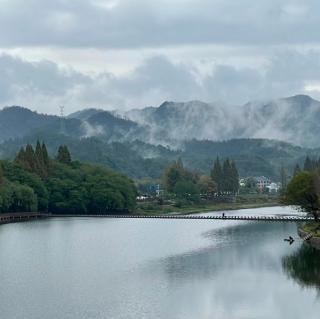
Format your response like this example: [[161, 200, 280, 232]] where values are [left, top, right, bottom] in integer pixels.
[[1, 95, 320, 180], [0, 142, 137, 214]]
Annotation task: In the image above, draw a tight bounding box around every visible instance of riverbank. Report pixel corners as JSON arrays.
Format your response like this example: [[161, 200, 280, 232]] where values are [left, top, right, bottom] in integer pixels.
[[298, 224, 320, 250], [1, 196, 280, 220], [135, 196, 280, 215]]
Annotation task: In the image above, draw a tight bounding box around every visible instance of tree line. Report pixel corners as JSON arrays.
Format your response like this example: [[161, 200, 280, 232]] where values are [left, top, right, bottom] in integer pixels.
[[210, 157, 239, 194], [0, 142, 137, 214], [162, 157, 239, 203]]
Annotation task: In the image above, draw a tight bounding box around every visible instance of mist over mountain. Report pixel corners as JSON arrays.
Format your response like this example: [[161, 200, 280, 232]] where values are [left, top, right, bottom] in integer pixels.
[[0, 106, 143, 143], [1, 94, 319, 148], [0, 94, 319, 179], [124, 94, 320, 148]]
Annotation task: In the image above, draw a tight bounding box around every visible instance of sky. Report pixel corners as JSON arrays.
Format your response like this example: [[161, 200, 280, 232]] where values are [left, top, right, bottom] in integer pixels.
[[1, 0, 320, 114]]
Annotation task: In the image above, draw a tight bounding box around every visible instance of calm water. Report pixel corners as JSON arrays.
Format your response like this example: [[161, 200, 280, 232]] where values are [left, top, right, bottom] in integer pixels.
[[1, 206, 320, 319]]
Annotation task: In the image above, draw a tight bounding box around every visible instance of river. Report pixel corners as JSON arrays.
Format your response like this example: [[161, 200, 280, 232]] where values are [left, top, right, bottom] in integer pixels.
[[1, 206, 320, 319]]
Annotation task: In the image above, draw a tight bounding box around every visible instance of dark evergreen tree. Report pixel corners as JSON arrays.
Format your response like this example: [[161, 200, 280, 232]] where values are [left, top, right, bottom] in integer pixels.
[[35, 140, 46, 177], [15, 147, 26, 166], [230, 160, 239, 194], [222, 158, 232, 193], [15, 144, 35, 172], [41, 142, 49, 168], [35, 140, 42, 163], [57, 145, 72, 164], [211, 157, 222, 193], [25, 144, 35, 168]]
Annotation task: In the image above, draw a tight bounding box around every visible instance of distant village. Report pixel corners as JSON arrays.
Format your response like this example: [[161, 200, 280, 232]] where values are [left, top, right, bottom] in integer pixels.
[[239, 176, 281, 193], [137, 175, 281, 201]]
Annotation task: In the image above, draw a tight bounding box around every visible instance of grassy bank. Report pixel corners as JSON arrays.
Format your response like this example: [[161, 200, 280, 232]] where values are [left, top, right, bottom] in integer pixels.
[[300, 222, 320, 237], [135, 194, 280, 215]]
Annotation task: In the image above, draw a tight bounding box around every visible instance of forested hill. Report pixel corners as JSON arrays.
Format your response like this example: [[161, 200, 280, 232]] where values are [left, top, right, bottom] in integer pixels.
[[0, 134, 316, 180], [2, 94, 320, 148], [0, 142, 137, 214], [0, 106, 142, 143], [1, 94, 320, 180]]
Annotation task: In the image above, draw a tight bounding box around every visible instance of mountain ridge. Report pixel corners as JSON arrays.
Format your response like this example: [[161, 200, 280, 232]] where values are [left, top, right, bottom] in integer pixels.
[[2, 94, 320, 147], [1, 94, 320, 179]]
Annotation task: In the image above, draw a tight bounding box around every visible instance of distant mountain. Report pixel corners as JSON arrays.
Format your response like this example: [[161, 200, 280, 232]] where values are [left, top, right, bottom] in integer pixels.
[[125, 100, 236, 145], [1, 95, 320, 179], [0, 106, 85, 141], [84, 111, 144, 141], [67, 108, 103, 120], [2, 94, 320, 147], [0, 106, 146, 143], [125, 95, 320, 148]]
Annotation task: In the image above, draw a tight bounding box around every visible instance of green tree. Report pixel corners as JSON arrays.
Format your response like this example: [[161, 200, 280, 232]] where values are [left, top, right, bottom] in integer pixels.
[[163, 159, 186, 192], [2, 161, 49, 211], [10, 182, 38, 212], [3, 142, 137, 214], [211, 157, 222, 193], [284, 171, 319, 219], [42, 142, 49, 169], [197, 175, 217, 198], [222, 158, 233, 193], [230, 160, 239, 194], [15, 147, 26, 166], [57, 145, 72, 164], [173, 181, 200, 202], [35, 140, 43, 163], [0, 181, 38, 212], [25, 144, 36, 170]]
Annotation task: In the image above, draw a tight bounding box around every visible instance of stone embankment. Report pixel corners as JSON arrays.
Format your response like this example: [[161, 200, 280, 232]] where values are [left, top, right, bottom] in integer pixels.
[[298, 227, 320, 250]]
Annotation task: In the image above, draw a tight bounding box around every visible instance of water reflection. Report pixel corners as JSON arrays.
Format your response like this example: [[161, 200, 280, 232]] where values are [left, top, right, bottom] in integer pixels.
[[283, 243, 320, 290], [2, 209, 320, 319], [163, 222, 293, 280]]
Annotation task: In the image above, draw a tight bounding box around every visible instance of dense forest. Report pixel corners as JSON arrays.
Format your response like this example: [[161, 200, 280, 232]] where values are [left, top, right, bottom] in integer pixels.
[[0, 133, 315, 180], [0, 142, 137, 214]]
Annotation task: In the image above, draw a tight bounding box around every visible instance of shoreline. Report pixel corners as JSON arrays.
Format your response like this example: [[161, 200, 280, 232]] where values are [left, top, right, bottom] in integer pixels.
[[135, 201, 281, 216], [1, 202, 281, 222], [49, 202, 281, 217], [298, 226, 320, 250]]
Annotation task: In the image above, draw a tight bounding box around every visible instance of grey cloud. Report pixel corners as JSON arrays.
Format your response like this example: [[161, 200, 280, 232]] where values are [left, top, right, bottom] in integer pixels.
[[1, 50, 320, 114], [1, 0, 320, 48], [204, 65, 264, 103]]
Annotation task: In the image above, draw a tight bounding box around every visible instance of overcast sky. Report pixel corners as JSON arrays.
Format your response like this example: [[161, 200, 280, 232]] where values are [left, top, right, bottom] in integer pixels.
[[1, 0, 320, 114]]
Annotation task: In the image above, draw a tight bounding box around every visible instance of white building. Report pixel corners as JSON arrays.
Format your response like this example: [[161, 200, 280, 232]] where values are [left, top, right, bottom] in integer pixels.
[[254, 176, 271, 190], [266, 182, 281, 193]]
